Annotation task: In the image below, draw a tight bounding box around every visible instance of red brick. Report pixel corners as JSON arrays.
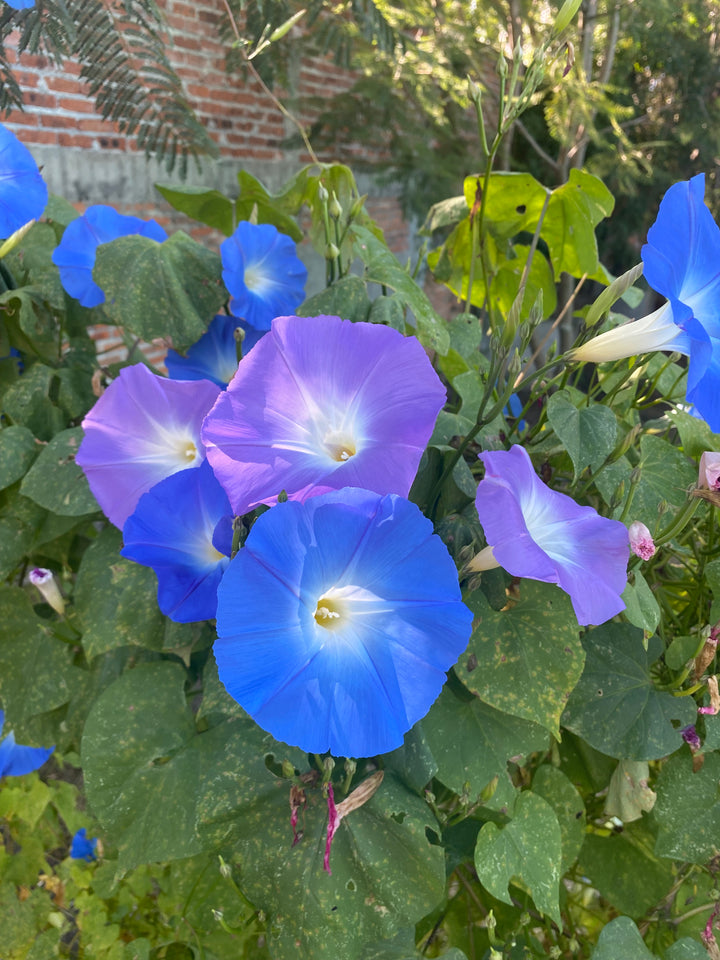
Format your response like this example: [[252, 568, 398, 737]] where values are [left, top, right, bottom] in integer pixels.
[[58, 97, 96, 114]]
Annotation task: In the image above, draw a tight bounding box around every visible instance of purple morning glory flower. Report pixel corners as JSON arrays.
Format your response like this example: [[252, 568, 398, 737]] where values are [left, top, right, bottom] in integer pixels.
[[220, 221, 307, 330], [122, 460, 233, 622], [76, 363, 221, 529], [165, 314, 265, 387], [70, 828, 98, 861], [572, 175, 720, 431], [202, 315, 447, 517], [51, 204, 167, 307], [214, 487, 473, 757], [0, 709, 53, 778], [0, 123, 47, 237], [469, 445, 629, 626]]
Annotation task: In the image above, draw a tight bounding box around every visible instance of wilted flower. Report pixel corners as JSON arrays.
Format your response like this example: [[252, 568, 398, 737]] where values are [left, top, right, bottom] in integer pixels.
[[214, 488, 473, 758], [76, 363, 220, 529], [572, 175, 720, 431], [681, 724, 701, 751], [70, 828, 98, 862], [0, 123, 47, 237], [470, 445, 629, 626], [28, 567, 65, 615], [202, 315, 446, 517], [628, 521, 656, 561], [220, 221, 307, 330], [52, 204, 167, 307], [165, 313, 265, 387], [699, 452, 720, 491], [0, 709, 53, 778], [122, 460, 233, 622]]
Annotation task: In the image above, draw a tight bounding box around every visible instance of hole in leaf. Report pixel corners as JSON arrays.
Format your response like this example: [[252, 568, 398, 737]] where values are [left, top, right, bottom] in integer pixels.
[[390, 811, 406, 825], [346, 879, 356, 892]]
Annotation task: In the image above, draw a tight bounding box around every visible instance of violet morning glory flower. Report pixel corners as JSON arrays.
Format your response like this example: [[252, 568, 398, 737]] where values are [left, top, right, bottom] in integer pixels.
[[122, 460, 233, 622], [76, 363, 221, 529], [165, 314, 265, 387], [202, 315, 447, 516], [0, 709, 53, 778], [469, 445, 629, 626], [214, 487, 473, 758], [220, 221, 307, 330], [572, 175, 720, 430], [51, 204, 167, 307], [70, 828, 98, 862], [0, 123, 47, 237]]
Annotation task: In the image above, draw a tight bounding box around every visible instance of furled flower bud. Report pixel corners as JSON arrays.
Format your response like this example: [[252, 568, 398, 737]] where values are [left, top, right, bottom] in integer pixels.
[[628, 521, 656, 561], [28, 568, 65, 615], [699, 452, 720, 491], [681, 724, 701, 751]]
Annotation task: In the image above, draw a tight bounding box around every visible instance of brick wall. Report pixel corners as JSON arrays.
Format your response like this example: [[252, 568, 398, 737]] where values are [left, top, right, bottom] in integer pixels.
[[2, 2, 421, 368]]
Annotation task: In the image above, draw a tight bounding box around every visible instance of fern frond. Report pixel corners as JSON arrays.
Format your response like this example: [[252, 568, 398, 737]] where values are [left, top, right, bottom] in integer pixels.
[[0, 0, 217, 174]]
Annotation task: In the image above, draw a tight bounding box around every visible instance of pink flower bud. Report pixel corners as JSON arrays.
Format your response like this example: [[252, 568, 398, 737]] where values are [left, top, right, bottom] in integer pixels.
[[628, 521, 656, 561], [699, 452, 720, 490]]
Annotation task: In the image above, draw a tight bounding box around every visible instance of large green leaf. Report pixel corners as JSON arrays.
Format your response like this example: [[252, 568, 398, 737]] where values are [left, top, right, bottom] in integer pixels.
[[299, 275, 371, 324], [20, 427, 98, 516], [459, 582, 584, 737], [81, 660, 287, 873], [423, 687, 548, 813], [463, 172, 548, 241], [236, 170, 304, 241], [590, 917, 655, 960], [531, 765, 585, 870], [630, 435, 698, 532], [562, 625, 695, 760], [474, 790, 562, 923], [74, 526, 168, 659], [0, 585, 76, 727], [654, 752, 720, 863], [93, 232, 227, 352], [155, 183, 235, 235], [350, 224, 449, 355], [541, 170, 614, 280], [0, 426, 38, 491], [546, 392, 617, 479], [205, 770, 446, 960], [578, 820, 674, 917], [0, 363, 66, 441]]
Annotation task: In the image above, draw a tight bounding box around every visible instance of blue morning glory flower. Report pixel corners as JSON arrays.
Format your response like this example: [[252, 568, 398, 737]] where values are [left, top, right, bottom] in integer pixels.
[[0, 709, 54, 778], [0, 123, 47, 237], [165, 314, 265, 387], [70, 828, 98, 862], [220, 221, 307, 330], [469, 445, 629, 625], [5, 1, 35, 9], [51, 204, 167, 307], [572, 174, 720, 431], [214, 487, 473, 758], [121, 459, 233, 622]]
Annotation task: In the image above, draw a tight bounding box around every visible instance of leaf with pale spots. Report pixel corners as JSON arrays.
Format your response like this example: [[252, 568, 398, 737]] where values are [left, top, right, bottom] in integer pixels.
[[654, 751, 720, 864], [474, 790, 562, 924], [20, 427, 99, 516], [562, 625, 695, 760], [459, 581, 584, 737], [589, 917, 656, 959], [422, 686, 548, 813]]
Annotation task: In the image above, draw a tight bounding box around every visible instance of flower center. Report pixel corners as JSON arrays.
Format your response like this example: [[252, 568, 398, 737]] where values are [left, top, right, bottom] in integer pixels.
[[314, 595, 346, 630], [243, 263, 271, 296], [322, 429, 356, 463], [176, 438, 199, 464]]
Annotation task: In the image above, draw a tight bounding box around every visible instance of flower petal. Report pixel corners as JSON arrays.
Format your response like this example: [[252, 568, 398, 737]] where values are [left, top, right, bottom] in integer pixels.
[[121, 459, 232, 622], [0, 124, 47, 237], [202, 315, 446, 516], [0, 729, 54, 778], [220, 222, 307, 331], [214, 488, 473, 757], [475, 446, 629, 626], [76, 364, 220, 528], [165, 314, 266, 387]]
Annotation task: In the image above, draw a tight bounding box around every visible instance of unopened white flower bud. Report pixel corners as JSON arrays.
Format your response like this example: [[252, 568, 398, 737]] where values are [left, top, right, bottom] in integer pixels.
[[28, 568, 65, 615]]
